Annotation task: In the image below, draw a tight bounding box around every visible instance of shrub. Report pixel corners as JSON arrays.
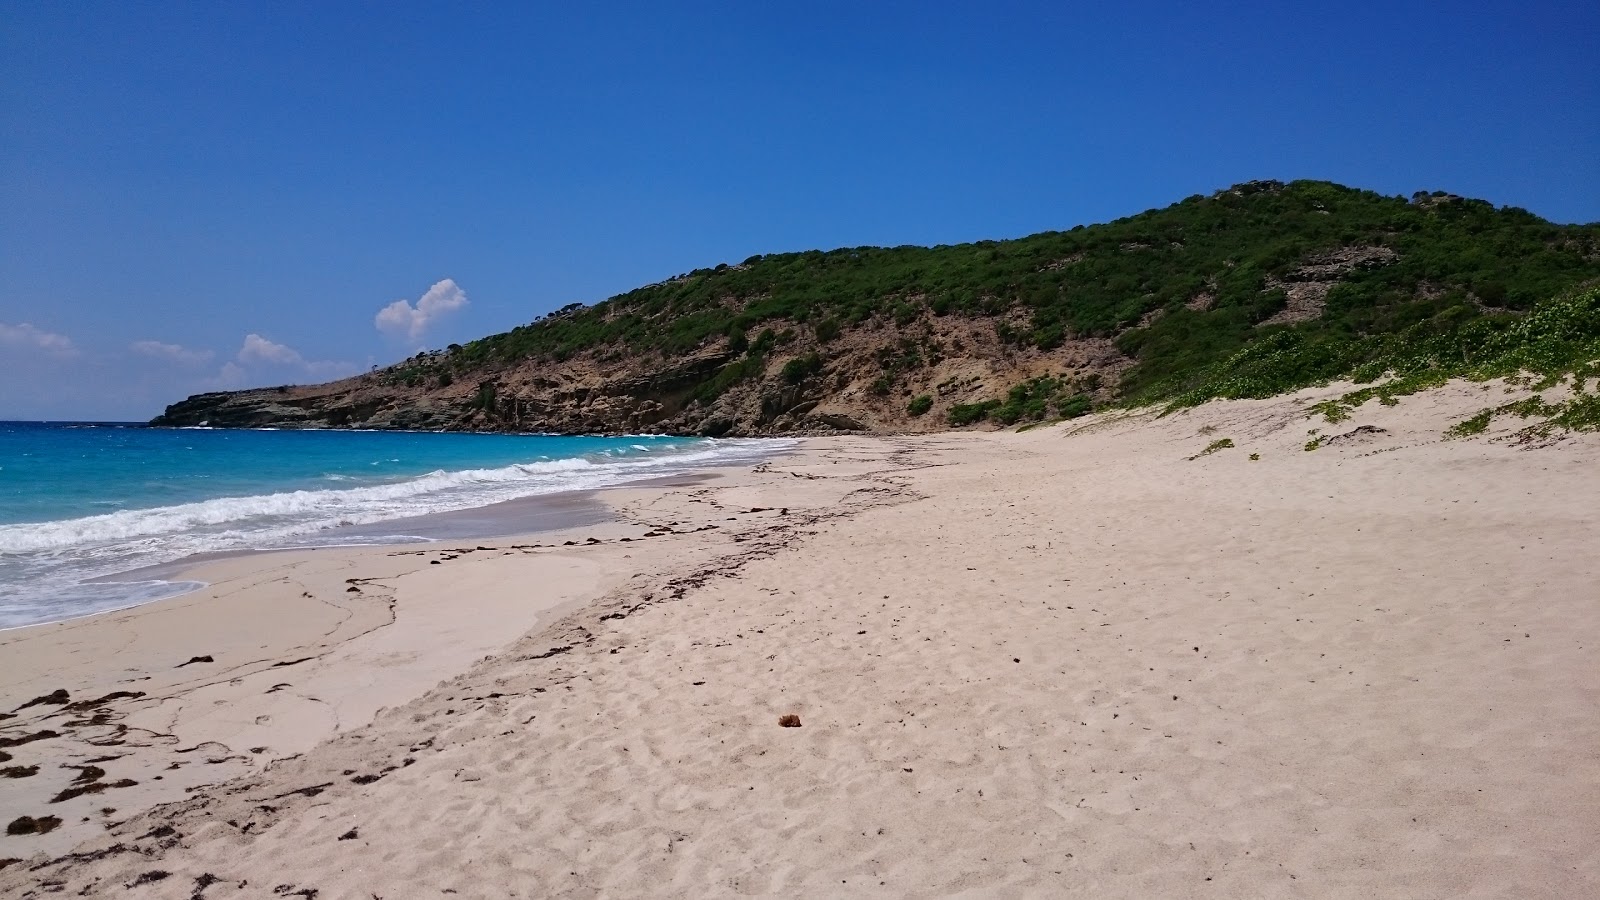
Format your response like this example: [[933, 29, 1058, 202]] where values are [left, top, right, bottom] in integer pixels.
[[949, 400, 999, 426], [907, 395, 933, 416], [1057, 394, 1092, 419], [781, 353, 823, 384]]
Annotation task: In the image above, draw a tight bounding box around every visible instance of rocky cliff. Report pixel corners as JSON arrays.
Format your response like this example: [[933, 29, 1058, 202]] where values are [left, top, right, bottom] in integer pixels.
[[151, 315, 1129, 435]]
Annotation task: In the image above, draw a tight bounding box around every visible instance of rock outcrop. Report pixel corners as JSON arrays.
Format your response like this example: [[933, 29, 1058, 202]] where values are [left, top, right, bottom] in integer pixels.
[[152, 317, 1129, 436], [1258, 245, 1400, 327]]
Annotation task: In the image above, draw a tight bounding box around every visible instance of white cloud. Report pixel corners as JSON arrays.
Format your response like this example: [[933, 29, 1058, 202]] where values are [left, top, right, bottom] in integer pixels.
[[238, 333, 305, 366], [375, 278, 468, 341], [203, 362, 249, 391], [131, 340, 214, 366], [0, 322, 77, 357], [230, 334, 359, 384]]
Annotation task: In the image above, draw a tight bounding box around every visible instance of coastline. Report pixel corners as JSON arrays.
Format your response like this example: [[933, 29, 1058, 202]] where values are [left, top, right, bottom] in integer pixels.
[[0, 429, 789, 632], [0, 449, 847, 861], [3, 382, 1598, 896]]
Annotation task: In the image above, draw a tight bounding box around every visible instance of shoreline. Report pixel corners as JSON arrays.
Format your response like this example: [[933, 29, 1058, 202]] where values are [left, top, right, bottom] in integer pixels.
[[3, 382, 1598, 896], [0, 443, 867, 860], [93, 471, 718, 588], [1, 447, 766, 634]]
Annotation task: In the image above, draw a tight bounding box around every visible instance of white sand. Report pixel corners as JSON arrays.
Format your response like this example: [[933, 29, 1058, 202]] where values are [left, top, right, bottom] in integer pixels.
[[2, 379, 1597, 897]]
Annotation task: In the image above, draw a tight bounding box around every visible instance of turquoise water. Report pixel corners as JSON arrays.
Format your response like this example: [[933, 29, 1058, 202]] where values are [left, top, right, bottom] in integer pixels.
[[0, 423, 784, 629]]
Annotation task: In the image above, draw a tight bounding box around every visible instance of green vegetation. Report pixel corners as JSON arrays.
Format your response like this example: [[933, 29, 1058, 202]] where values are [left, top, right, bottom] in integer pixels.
[[688, 328, 780, 404], [1444, 383, 1600, 440], [907, 395, 933, 416], [1551, 391, 1600, 432], [946, 376, 1096, 426], [1189, 284, 1600, 436], [1057, 393, 1093, 419], [781, 353, 823, 383], [1171, 282, 1600, 409], [374, 180, 1600, 432], [1446, 409, 1493, 438], [523, 188, 1582, 384], [948, 400, 1000, 426], [1191, 438, 1235, 459]]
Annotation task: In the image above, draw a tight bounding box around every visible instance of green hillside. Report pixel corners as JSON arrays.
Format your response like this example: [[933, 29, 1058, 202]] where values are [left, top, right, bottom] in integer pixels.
[[435, 180, 1598, 412]]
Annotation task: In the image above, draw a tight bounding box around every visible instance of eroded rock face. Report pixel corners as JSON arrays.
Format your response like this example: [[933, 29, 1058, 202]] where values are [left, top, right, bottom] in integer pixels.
[[150, 317, 1130, 436], [1258, 245, 1399, 327]]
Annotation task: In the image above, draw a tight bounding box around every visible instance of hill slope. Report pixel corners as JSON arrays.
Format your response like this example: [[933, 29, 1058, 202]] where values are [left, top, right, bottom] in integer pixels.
[[152, 180, 1600, 435]]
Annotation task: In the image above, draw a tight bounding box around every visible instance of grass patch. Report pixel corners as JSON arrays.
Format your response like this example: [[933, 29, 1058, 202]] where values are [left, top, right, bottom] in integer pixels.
[[1189, 438, 1235, 459], [1446, 409, 1493, 438], [1445, 387, 1600, 440]]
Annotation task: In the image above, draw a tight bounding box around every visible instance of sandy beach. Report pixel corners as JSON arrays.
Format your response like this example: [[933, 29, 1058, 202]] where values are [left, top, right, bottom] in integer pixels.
[[2, 380, 1597, 897]]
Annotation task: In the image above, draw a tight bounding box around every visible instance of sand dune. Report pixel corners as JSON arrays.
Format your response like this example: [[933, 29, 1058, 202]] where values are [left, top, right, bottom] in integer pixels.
[[2, 380, 1597, 897]]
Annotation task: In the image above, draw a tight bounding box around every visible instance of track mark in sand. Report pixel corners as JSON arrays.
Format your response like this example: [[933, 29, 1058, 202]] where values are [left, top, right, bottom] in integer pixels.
[[522, 645, 573, 661], [12, 689, 70, 711], [263, 782, 333, 801], [0, 730, 59, 749], [271, 657, 317, 669]]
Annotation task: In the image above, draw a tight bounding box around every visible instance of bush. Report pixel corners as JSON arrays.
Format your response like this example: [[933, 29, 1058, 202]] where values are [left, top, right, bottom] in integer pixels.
[[1057, 394, 1092, 419], [907, 395, 933, 416], [949, 400, 999, 426], [781, 353, 823, 384]]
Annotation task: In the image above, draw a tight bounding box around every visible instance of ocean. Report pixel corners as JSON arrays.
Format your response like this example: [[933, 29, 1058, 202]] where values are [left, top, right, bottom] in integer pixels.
[[0, 422, 785, 630]]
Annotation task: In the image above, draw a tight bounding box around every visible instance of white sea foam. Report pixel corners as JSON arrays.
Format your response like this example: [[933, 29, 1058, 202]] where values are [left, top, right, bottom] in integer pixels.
[[0, 441, 780, 556], [0, 437, 792, 629]]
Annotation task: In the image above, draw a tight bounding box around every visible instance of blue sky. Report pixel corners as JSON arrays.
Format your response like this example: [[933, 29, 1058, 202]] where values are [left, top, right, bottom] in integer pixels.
[[2, 1, 1596, 420]]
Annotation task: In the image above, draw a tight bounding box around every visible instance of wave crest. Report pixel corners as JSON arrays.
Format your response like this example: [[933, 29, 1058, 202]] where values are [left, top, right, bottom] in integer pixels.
[[0, 442, 783, 555]]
